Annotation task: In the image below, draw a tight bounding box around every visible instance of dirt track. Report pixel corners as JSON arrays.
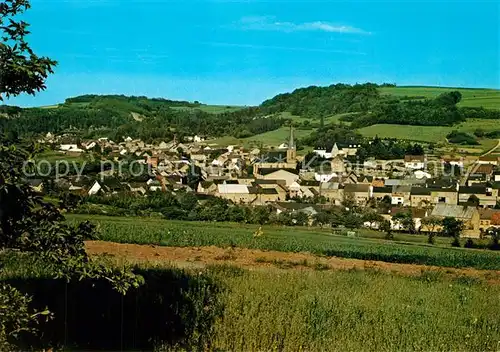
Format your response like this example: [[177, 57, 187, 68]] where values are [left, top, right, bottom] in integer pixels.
[[86, 241, 500, 284]]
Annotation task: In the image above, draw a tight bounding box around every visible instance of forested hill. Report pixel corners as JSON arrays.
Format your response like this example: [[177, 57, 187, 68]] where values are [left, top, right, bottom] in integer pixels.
[[0, 95, 280, 142], [259, 83, 500, 127], [1, 84, 499, 142]]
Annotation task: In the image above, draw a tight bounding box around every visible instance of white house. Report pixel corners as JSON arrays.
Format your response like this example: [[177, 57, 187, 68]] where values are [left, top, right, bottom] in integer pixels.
[[60, 144, 83, 152], [414, 170, 432, 179], [193, 135, 205, 143], [88, 181, 102, 196], [314, 172, 337, 183], [404, 155, 426, 170], [85, 141, 97, 150], [441, 157, 464, 168]]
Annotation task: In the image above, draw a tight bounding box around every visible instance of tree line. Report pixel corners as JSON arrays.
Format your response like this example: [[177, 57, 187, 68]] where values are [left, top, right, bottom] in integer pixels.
[[0, 95, 284, 142]]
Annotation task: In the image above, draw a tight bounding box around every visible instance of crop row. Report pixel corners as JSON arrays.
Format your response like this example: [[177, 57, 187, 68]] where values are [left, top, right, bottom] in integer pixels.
[[68, 215, 500, 270]]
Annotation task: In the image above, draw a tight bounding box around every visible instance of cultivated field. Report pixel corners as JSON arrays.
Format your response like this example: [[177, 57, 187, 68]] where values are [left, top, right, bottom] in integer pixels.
[[3, 249, 500, 351], [68, 215, 500, 270], [211, 126, 312, 148], [359, 118, 500, 149], [379, 86, 500, 109]]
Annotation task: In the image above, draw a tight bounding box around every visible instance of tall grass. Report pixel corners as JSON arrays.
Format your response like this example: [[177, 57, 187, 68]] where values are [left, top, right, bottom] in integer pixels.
[[208, 267, 500, 351], [2, 251, 499, 351], [70, 215, 500, 270]]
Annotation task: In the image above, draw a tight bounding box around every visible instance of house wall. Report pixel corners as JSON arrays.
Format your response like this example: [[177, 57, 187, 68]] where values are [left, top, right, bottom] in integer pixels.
[[431, 191, 458, 205], [479, 219, 491, 232], [260, 171, 299, 187], [322, 189, 344, 205], [253, 193, 282, 205], [348, 191, 370, 205], [410, 195, 432, 208], [462, 212, 481, 238], [459, 193, 497, 207], [373, 192, 392, 201], [217, 193, 256, 204], [392, 193, 410, 206], [405, 162, 425, 169]]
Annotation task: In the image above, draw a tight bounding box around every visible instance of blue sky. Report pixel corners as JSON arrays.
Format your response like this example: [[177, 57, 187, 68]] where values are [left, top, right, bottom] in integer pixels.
[[7, 0, 500, 107]]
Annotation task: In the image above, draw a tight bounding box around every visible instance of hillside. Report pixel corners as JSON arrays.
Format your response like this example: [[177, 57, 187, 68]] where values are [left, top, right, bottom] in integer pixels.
[[379, 86, 500, 109], [1, 85, 500, 149], [0, 95, 279, 143]]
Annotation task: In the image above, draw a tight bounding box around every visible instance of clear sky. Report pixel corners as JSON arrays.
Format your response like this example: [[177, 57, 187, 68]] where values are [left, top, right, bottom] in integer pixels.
[[6, 0, 500, 107]]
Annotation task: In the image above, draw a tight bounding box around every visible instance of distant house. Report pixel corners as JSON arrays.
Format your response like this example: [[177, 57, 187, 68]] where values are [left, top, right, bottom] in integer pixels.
[[404, 155, 426, 170], [257, 169, 300, 187], [478, 156, 499, 166], [315, 172, 337, 183], [441, 157, 464, 168], [249, 186, 282, 204], [458, 186, 497, 207], [127, 182, 147, 195], [27, 179, 44, 193], [344, 184, 372, 205], [410, 187, 432, 208], [216, 184, 254, 204], [475, 164, 494, 177], [319, 182, 343, 205], [429, 187, 458, 205], [330, 156, 345, 174], [271, 202, 320, 221], [429, 204, 480, 238], [88, 181, 102, 196], [478, 208, 500, 232], [391, 185, 411, 206], [384, 207, 429, 231], [373, 186, 392, 202]]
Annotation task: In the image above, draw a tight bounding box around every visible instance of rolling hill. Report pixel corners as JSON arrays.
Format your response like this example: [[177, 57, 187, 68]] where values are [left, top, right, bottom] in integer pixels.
[[2, 84, 500, 149], [378, 86, 500, 109]]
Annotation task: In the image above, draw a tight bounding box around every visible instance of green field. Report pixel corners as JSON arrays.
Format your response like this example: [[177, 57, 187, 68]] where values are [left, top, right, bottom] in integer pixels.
[[209, 267, 500, 351], [170, 105, 245, 114], [359, 118, 500, 147], [379, 86, 500, 109], [3, 252, 499, 351], [36, 150, 87, 163], [68, 215, 500, 270], [211, 126, 313, 147], [243, 127, 312, 146]]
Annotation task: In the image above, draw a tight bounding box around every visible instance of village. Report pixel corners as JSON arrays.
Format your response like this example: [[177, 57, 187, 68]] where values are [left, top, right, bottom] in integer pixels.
[[34, 128, 500, 239]]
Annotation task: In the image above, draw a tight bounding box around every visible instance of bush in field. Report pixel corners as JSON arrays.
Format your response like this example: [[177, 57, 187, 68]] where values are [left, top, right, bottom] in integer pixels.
[[441, 217, 464, 247], [380, 220, 393, 240], [487, 227, 500, 250]]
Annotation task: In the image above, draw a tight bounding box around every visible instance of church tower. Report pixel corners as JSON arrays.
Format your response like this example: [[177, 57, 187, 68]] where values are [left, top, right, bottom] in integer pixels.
[[286, 126, 297, 163]]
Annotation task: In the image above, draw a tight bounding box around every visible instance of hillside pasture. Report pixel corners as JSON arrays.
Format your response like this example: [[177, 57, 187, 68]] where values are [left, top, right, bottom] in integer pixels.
[[211, 126, 312, 148], [379, 86, 500, 109], [170, 105, 245, 114], [3, 250, 499, 351], [358, 118, 500, 151]]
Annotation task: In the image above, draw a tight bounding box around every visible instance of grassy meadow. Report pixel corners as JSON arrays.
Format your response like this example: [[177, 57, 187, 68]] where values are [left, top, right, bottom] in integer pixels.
[[207, 266, 500, 351], [68, 215, 500, 270], [170, 104, 245, 114], [3, 251, 499, 351], [379, 86, 500, 109], [211, 126, 313, 148], [358, 118, 500, 150]]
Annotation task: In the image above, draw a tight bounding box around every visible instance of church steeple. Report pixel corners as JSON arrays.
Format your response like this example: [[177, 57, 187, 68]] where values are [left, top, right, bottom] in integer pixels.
[[287, 125, 296, 163], [288, 125, 295, 150]]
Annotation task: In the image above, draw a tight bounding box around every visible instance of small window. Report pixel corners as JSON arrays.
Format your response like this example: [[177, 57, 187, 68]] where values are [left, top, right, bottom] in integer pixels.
[[438, 197, 446, 203]]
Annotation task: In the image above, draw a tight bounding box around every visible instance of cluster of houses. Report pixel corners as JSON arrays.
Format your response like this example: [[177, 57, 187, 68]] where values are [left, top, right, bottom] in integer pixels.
[[37, 129, 500, 238]]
